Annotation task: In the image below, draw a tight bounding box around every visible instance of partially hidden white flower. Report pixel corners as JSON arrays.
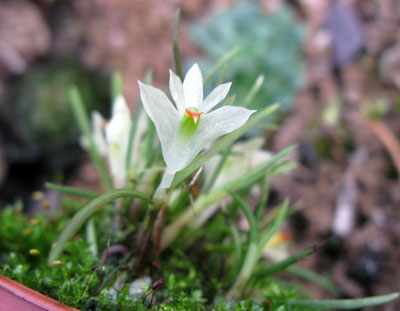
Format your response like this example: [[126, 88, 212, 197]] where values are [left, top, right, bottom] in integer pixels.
[[204, 137, 273, 189], [138, 64, 256, 189], [105, 95, 132, 188], [91, 111, 108, 157]]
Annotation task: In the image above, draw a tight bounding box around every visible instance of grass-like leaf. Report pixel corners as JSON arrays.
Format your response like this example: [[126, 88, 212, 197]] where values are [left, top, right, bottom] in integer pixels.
[[287, 265, 340, 296], [45, 182, 98, 199], [230, 191, 257, 243], [288, 292, 399, 309], [255, 248, 313, 279], [69, 87, 113, 190], [162, 145, 295, 250], [204, 46, 241, 84], [48, 189, 151, 264], [257, 199, 289, 255]]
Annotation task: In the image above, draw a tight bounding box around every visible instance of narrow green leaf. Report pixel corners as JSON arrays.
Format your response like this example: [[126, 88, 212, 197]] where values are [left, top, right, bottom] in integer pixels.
[[257, 199, 289, 255], [111, 72, 122, 102], [229, 223, 243, 282], [86, 218, 98, 256], [171, 104, 280, 187], [69, 87, 113, 190], [288, 292, 399, 309], [48, 189, 151, 264], [255, 248, 313, 278], [230, 192, 257, 244], [287, 265, 340, 296], [161, 145, 295, 250], [45, 182, 98, 199], [223, 94, 236, 107], [203, 145, 233, 193], [204, 46, 241, 84], [243, 75, 264, 108]]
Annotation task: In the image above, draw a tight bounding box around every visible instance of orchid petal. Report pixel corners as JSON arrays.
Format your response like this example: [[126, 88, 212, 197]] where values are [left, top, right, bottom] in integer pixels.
[[169, 70, 185, 116], [190, 106, 256, 158], [165, 106, 256, 174], [138, 81, 180, 168], [105, 95, 132, 187], [201, 82, 232, 113], [91, 111, 107, 156], [183, 64, 203, 109]]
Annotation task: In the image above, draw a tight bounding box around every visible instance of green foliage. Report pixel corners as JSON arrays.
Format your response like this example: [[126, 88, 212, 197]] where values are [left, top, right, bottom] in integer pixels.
[[190, 1, 304, 113]]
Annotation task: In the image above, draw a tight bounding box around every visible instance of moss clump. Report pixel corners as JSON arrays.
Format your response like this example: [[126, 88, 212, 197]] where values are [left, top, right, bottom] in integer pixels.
[[0, 204, 307, 311]]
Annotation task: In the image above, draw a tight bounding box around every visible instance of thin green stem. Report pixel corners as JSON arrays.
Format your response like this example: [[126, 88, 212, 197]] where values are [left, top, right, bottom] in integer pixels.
[[173, 41, 184, 82]]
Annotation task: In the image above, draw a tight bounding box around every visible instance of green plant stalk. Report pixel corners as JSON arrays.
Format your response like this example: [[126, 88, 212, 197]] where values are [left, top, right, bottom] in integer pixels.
[[173, 8, 181, 43], [173, 41, 184, 82], [48, 189, 152, 264], [204, 46, 241, 84], [287, 265, 339, 296], [254, 248, 313, 279], [45, 182, 99, 199], [69, 87, 113, 190], [288, 292, 399, 309], [171, 104, 280, 187], [161, 146, 295, 250]]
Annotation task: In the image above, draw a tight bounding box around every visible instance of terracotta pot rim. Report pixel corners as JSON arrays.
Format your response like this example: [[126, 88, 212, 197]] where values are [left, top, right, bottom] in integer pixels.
[[0, 274, 79, 311]]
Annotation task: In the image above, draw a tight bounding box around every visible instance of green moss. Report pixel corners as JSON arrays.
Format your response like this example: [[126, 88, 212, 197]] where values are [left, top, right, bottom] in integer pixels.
[[0, 205, 306, 311]]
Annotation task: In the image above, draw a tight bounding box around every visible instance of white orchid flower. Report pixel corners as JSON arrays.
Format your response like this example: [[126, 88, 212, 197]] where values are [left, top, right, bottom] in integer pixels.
[[91, 111, 108, 157], [105, 95, 132, 188], [138, 64, 256, 189], [80, 111, 108, 157]]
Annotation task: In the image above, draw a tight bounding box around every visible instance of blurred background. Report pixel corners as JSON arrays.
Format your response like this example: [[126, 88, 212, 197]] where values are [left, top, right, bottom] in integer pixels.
[[0, 0, 399, 308]]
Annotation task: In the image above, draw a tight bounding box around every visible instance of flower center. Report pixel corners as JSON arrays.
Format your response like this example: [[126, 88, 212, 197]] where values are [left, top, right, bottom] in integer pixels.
[[185, 107, 203, 124], [179, 107, 204, 139]]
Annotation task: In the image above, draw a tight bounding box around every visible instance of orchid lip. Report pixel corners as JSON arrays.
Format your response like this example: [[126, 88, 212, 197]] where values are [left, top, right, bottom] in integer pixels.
[[185, 108, 203, 124]]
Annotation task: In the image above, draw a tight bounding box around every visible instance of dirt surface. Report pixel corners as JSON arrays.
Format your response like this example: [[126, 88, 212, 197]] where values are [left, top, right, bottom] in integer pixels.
[[0, 0, 400, 309]]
